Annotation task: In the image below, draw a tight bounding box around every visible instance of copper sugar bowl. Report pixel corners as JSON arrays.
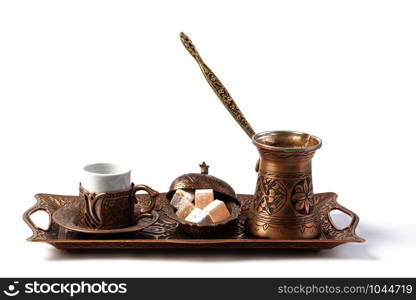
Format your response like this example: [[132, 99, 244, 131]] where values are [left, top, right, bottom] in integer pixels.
[[166, 162, 241, 237], [248, 131, 322, 239]]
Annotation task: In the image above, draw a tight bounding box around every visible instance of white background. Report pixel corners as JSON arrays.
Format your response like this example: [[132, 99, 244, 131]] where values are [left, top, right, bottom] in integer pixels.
[[1, 0, 415, 277]]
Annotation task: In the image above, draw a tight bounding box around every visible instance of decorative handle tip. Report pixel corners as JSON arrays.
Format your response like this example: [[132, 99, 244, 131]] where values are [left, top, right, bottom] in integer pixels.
[[180, 32, 199, 58]]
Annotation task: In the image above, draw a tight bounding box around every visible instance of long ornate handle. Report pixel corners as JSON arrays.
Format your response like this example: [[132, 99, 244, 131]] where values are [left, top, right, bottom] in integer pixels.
[[180, 32, 256, 138]]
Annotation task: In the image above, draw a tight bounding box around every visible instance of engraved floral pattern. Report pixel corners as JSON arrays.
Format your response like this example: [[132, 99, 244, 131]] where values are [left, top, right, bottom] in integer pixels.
[[255, 176, 286, 215], [291, 177, 314, 215]]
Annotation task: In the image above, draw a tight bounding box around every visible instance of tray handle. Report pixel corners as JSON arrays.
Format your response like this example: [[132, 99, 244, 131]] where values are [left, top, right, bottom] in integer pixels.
[[315, 192, 365, 242], [23, 204, 52, 233], [23, 193, 75, 241]]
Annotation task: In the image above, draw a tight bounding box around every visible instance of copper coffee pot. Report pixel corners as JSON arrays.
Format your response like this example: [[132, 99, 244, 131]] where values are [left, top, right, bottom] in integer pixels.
[[180, 32, 322, 239], [249, 131, 321, 239]]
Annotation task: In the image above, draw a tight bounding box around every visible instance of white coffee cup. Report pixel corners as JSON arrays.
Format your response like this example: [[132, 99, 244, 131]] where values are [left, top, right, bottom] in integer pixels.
[[81, 163, 131, 194]]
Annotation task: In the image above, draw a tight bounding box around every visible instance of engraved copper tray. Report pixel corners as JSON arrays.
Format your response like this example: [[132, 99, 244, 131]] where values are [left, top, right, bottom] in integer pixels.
[[23, 192, 364, 250]]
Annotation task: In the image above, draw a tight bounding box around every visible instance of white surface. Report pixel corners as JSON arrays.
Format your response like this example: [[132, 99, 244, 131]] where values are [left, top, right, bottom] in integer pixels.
[[82, 162, 131, 193], [1, 0, 415, 277]]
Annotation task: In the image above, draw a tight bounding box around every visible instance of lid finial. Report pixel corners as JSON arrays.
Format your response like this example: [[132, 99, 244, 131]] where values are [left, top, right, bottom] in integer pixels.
[[199, 161, 209, 175]]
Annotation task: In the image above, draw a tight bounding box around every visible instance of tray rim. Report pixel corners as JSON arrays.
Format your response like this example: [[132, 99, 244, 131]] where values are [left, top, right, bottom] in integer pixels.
[[28, 238, 363, 244]]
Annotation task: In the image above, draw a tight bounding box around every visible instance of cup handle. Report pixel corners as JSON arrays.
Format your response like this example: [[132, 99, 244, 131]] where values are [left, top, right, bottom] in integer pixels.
[[131, 184, 159, 214]]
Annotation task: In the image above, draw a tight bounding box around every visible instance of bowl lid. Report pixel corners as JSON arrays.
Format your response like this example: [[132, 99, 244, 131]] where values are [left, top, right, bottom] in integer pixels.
[[168, 162, 237, 199]]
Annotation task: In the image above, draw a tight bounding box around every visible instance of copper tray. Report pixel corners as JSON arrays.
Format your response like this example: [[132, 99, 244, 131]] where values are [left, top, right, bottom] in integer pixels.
[[23, 192, 364, 250]]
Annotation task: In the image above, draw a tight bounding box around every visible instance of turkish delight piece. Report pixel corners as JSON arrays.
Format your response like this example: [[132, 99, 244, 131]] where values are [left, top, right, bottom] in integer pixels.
[[185, 208, 212, 224], [203, 200, 231, 223], [194, 189, 214, 209], [170, 189, 194, 210], [176, 202, 195, 219]]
